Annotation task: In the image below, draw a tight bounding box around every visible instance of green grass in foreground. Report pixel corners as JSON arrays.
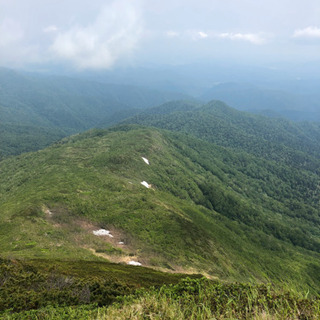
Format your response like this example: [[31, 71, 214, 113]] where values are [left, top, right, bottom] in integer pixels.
[[0, 257, 200, 314], [3, 278, 320, 319]]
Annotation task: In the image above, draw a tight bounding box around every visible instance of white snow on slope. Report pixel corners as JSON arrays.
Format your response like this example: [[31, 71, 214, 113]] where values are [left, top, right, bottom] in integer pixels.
[[93, 229, 114, 237], [127, 260, 142, 266], [141, 181, 151, 188], [142, 157, 149, 165]]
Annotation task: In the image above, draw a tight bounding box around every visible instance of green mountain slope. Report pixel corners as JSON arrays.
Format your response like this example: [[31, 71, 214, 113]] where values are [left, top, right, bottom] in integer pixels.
[[122, 100, 320, 169], [0, 124, 69, 159], [96, 100, 200, 128], [0, 68, 190, 157], [1, 125, 319, 292]]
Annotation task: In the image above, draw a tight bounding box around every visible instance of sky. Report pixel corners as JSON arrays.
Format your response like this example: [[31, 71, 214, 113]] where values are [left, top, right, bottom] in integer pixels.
[[1, 0, 320, 70]]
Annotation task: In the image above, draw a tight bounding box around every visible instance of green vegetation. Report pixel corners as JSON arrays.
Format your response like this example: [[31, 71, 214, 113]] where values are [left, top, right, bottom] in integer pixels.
[[123, 100, 320, 167], [101, 278, 320, 320], [0, 257, 199, 314], [1, 95, 320, 317], [0, 124, 68, 159], [0, 125, 319, 293], [0, 68, 190, 157], [3, 278, 319, 319]]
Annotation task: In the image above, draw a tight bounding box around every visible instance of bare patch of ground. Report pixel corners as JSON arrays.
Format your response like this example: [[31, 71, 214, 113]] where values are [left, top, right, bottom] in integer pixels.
[[87, 248, 142, 265], [42, 205, 213, 277]]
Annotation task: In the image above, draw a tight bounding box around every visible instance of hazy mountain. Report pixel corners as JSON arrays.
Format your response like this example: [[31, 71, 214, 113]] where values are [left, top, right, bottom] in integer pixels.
[[71, 64, 320, 123], [201, 82, 320, 122], [0, 68, 190, 157]]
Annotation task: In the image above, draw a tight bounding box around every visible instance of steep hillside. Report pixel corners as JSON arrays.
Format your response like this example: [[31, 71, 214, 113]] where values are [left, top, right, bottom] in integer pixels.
[[0, 125, 319, 292], [0, 68, 190, 157]]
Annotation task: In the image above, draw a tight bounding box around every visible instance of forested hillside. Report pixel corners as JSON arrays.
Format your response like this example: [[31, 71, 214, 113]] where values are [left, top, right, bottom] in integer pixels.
[[123, 100, 320, 168], [0, 68, 190, 158]]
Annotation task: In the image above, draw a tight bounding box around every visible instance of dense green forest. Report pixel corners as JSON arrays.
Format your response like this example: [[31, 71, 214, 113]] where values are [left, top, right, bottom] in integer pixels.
[[123, 100, 320, 164], [0, 124, 69, 160]]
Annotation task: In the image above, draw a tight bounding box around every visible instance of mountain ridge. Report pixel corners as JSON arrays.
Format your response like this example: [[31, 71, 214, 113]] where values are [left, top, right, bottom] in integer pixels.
[[1, 124, 319, 292], [122, 100, 320, 168]]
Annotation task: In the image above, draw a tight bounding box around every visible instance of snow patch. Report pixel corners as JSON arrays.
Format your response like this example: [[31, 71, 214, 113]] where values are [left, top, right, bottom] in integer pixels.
[[93, 229, 114, 237], [43, 207, 53, 215], [142, 157, 149, 165], [141, 181, 151, 188], [127, 260, 142, 266]]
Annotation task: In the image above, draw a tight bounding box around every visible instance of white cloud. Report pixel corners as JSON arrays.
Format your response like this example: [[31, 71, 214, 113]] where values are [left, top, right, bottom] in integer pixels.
[[0, 18, 24, 46], [166, 30, 180, 37], [188, 31, 209, 40], [218, 32, 266, 44], [43, 25, 58, 33], [0, 18, 40, 66], [50, 0, 143, 69], [175, 30, 267, 44], [293, 26, 320, 38], [0, 0, 317, 68], [198, 31, 208, 39]]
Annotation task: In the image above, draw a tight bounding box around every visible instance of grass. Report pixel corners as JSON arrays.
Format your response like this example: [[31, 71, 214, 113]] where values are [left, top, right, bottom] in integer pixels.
[[0, 257, 201, 314], [3, 278, 319, 319]]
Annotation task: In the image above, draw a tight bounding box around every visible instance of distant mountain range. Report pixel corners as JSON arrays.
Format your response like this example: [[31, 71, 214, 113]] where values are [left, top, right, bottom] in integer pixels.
[[2, 66, 320, 158], [200, 82, 320, 122], [74, 64, 320, 122], [0, 68, 191, 157]]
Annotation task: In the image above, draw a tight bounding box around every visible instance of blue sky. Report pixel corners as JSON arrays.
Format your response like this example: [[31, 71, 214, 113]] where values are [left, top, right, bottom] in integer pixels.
[[1, 0, 320, 70]]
